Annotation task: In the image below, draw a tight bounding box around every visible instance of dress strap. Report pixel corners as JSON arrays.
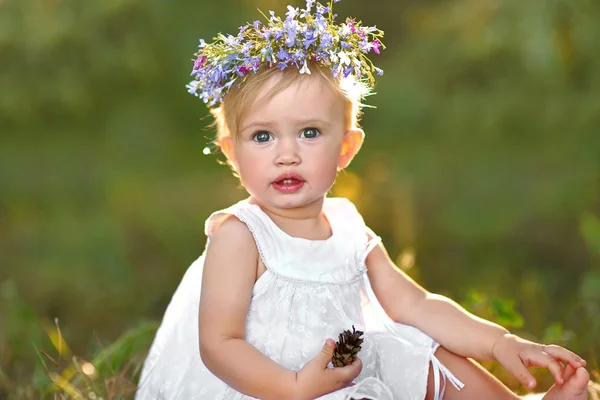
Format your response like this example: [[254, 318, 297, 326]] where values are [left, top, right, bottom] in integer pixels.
[[204, 199, 278, 271], [361, 234, 382, 265], [324, 198, 383, 274]]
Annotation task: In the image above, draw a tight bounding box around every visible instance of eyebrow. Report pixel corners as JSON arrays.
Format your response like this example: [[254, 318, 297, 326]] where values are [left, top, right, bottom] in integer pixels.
[[240, 118, 333, 133]]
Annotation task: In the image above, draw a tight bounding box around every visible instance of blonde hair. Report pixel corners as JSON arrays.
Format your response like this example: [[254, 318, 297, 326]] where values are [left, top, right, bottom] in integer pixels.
[[209, 61, 370, 148]]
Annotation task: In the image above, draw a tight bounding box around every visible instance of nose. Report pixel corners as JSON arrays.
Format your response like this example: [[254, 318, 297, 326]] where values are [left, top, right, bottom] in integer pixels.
[[274, 137, 301, 166]]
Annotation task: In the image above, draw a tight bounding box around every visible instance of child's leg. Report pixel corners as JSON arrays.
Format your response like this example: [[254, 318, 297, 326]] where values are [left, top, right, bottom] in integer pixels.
[[425, 346, 518, 400], [425, 346, 590, 400]]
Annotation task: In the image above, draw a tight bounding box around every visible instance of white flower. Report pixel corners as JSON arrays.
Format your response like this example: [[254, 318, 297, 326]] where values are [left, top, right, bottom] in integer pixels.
[[299, 60, 311, 75], [338, 51, 350, 66], [329, 51, 339, 63], [186, 81, 199, 95]]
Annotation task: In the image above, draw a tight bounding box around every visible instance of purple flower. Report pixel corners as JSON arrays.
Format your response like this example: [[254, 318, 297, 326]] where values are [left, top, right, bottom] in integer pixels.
[[261, 29, 273, 40], [358, 40, 370, 53], [372, 39, 381, 54], [331, 64, 340, 78], [261, 46, 274, 63], [347, 18, 356, 33], [187, 0, 384, 106], [320, 32, 333, 48], [290, 50, 305, 63], [241, 42, 253, 57], [277, 48, 290, 61], [193, 55, 206, 71], [300, 0, 315, 18], [314, 14, 327, 32], [222, 34, 239, 47], [237, 65, 250, 76], [302, 29, 316, 49], [250, 57, 262, 72], [283, 18, 299, 47], [343, 66, 353, 77], [273, 28, 284, 41]]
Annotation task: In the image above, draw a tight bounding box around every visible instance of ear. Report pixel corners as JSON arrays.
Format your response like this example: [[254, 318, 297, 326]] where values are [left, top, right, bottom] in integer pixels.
[[338, 128, 364, 170], [219, 136, 239, 171]]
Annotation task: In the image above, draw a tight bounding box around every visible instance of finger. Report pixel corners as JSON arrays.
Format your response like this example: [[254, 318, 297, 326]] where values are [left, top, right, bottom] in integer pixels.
[[349, 357, 363, 377], [317, 339, 336, 367], [332, 357, 362, 384], [542, 345, 586, 368], [562, 364, 577, 381], [527, 350, 565, 385], [504, 355, 537, 389]]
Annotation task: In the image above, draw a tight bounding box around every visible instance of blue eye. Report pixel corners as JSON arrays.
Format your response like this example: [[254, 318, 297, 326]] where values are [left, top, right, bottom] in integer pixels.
[[252, 131, 272, 143], [300, 127, 320, 139]]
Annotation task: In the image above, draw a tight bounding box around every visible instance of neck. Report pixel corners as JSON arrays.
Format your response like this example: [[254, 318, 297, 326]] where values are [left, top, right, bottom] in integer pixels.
[[248, 196, 332, 240]]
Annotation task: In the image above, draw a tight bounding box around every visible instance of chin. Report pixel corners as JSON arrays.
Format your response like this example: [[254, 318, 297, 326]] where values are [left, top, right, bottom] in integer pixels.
[[279, 195, 326, 209]]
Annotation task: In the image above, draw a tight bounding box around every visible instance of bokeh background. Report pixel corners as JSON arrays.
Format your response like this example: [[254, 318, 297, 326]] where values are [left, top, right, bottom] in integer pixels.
[[1, 0, 599, 397]]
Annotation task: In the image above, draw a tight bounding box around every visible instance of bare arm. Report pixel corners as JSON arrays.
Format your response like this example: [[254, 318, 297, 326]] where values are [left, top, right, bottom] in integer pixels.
[[366, 229, 588, 388], [365, 231, 507, 361], [199, 217, 295, 399]]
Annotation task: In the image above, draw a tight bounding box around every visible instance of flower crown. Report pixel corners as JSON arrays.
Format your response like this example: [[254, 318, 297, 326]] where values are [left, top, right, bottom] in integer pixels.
[[187, 0, 384, 107]]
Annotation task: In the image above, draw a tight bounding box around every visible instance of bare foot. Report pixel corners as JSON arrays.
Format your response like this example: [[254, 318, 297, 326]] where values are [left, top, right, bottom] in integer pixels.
[[540, 365, 590, 400]]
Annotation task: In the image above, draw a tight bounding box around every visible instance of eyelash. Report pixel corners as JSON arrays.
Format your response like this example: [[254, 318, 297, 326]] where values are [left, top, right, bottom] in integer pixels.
[[251, 127, 321, 143], [300, 127, 321, 139], [251, 131, 272, 143]]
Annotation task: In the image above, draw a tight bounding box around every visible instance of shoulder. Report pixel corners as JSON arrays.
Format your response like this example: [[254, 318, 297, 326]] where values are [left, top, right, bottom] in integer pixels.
[[204, 199, 253, 238], [207, 214, 256, 250], [325, 196, 367, 226], [203, 214, 258, 280], [325, 196, 361, 214]]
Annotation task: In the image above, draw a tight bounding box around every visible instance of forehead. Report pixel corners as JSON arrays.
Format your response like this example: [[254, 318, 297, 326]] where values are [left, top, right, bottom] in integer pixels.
[[242, 73, 344, 127]]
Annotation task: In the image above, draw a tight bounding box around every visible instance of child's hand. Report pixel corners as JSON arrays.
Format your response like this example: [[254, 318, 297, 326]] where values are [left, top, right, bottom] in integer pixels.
[[492, 333, 587, 390], [293, 339, 362, 400]]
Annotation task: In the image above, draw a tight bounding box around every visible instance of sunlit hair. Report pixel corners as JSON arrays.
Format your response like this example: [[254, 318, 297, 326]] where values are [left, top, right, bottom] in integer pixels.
[[210, 60, 370, 150]]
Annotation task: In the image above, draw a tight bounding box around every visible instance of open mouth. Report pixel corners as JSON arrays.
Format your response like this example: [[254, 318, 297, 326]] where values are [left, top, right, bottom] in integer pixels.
[[272, 174, 305, 193]]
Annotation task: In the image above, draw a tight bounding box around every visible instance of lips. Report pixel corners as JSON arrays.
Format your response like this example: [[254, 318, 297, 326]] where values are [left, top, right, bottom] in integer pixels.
[[272, 172, 305, 193]]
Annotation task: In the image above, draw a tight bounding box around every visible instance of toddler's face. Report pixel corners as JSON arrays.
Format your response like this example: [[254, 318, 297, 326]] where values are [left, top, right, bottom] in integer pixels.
[[230, 73, 347, 210]]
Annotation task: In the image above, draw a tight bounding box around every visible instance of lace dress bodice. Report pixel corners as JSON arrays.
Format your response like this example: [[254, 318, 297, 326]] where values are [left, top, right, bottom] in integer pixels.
[[135, 198, 463, 400]]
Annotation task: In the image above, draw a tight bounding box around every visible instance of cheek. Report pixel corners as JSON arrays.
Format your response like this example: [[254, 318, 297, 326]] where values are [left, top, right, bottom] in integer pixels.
[[235, 145, 264, 166], [235, 149, 266, 180], [318, 141, 343, 167], [310, 145, 342, 177]]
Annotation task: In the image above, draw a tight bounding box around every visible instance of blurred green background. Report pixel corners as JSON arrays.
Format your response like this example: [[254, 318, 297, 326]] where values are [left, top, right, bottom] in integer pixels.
[[1, 0, 600, 397]]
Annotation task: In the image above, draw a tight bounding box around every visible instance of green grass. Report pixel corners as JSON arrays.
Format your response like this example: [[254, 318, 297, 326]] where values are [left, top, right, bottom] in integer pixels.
[[1, 320, 598, 399], [1, 320, 158, 400]]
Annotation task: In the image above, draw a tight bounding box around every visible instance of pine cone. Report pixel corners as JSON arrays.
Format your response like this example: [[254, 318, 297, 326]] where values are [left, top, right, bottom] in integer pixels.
[[331, 325, 364, 368]]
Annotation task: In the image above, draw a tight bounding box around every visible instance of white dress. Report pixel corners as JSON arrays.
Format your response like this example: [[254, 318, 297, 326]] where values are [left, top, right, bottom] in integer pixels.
[[135, 197, 464, 400]]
